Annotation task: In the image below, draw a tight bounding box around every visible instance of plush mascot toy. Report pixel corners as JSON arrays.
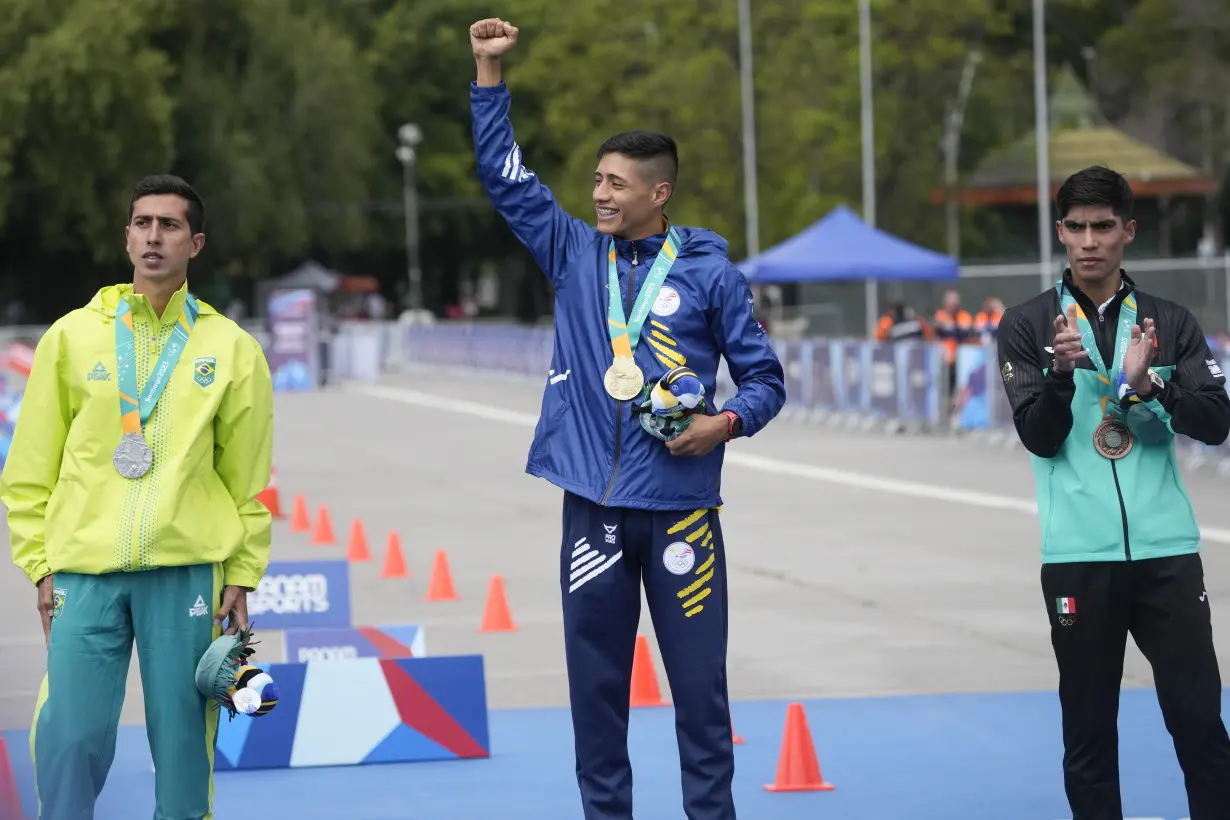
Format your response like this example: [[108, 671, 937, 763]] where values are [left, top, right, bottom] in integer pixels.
[[632, 366, 709, 442], [194, 626, 280, 721]]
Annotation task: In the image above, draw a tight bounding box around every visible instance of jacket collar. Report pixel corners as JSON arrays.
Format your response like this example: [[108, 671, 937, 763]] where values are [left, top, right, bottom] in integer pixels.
[[611, 216, 672, 261], [1061, 268, 1135, 316]]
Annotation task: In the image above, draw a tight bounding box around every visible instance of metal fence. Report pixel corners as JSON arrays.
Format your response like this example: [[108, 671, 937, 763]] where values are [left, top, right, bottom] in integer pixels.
[[0, 318, 1225, 479], [352, 320, 1230, 479]]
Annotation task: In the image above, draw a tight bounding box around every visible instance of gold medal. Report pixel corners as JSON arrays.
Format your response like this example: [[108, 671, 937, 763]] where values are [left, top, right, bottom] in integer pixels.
[[604, 357, 645, 401], [1093, 418, 1133, 460]]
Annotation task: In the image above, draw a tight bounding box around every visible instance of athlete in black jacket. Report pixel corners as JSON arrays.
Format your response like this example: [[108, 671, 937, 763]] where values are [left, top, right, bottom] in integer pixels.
[[997, 165, 1230, 820]]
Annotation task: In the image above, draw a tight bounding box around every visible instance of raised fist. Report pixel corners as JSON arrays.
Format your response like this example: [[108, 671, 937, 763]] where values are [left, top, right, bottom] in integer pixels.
[[471, 18, 518, 58]]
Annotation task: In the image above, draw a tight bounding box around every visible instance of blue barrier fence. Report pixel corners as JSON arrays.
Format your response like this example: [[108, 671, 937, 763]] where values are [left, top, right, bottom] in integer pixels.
[[379, 321, 1230, 474]]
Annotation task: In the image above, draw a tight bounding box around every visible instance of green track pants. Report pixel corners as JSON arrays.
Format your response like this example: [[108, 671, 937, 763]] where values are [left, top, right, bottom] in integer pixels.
[[30, 563, 224, 820]]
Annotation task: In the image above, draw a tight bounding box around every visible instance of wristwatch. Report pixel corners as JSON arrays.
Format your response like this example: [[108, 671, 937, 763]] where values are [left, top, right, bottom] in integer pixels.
[[1137, 369, 1165, 401], [720, 410, 742, 441]]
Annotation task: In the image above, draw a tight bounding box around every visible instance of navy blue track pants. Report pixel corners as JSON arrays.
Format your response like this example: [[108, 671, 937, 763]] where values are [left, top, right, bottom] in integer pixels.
[[559, 490, 736, 820]]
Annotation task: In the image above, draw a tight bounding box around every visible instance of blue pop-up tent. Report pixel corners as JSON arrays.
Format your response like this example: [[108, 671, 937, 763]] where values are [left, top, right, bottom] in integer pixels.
[[738, 205, 959, 283]]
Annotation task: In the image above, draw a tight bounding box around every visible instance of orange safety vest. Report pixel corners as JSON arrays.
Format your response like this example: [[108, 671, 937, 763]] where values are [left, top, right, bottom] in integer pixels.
[[932, 308, 973, 362], [974, 310, 1002, 343]]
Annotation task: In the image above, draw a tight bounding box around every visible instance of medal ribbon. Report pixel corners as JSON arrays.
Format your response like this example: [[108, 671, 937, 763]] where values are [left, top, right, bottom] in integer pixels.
[[115, 292, 200, 437], [607, 226, 682, 361], [1055, 281, 1137, 416]]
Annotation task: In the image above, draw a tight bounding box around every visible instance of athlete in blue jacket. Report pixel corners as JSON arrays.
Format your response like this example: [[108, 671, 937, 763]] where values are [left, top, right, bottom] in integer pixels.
[[470, 18, 786, 820]]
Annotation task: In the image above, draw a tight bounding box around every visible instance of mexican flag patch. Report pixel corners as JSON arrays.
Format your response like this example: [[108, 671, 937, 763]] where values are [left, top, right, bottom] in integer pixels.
[[1056, 597, 1076, 615]]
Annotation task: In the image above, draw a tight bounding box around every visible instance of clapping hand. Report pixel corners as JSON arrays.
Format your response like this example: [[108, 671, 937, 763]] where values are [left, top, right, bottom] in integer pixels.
[[1122, 318, 1158, 394], [1052, 304, 1088, 372]]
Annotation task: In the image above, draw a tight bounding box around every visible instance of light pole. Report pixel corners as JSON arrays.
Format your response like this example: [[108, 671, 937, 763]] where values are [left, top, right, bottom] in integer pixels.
[[1032, 0, 1053, 293], [736, 0, 759, 262], [396, 123, 423, 313], [859, 0, 878, 338]]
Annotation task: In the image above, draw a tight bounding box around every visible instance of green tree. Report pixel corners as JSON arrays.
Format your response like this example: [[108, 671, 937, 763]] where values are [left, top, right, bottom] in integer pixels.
[[494, 0, 1017, 260], [0, 0, 175, 263], [1095, 0, 1230, 244], [162, 0, 385, 279]]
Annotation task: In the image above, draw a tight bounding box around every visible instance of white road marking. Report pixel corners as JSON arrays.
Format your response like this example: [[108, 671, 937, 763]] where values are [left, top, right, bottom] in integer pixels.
[[346, 383, 1230, 545]]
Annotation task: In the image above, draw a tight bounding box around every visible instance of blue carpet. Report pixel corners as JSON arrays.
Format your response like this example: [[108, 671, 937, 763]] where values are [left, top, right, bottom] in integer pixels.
[[4, 687, 1212, 819]]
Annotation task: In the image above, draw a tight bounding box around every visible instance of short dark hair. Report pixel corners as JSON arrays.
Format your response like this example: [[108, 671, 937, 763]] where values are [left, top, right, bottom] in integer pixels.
[[1056, 165, 1134, 222], [597, 131, 679, 189], [128, 174, 206, 234]]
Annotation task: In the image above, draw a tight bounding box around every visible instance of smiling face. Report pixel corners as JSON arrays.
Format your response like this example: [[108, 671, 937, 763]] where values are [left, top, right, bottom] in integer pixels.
[[1056, 205, 1135, 287], [125, 193, 205, 284], [593, 152, 673, 240]]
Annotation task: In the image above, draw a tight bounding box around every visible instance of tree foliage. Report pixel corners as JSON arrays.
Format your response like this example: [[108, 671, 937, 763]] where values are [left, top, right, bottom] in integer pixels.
[[0, 0, 1224, 320]]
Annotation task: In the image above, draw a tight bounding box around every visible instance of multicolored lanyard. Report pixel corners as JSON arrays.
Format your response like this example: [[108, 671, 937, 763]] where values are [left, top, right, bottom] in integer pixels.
[[115, 292, 199, 438], [606, 226, 682, 361], [1055, 281, 1136, 413]]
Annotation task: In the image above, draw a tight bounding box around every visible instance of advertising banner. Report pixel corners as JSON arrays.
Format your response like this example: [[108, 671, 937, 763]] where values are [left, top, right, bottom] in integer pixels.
[[266, 288, 318, 392], [282, 624, 427, 663], [867, 343, 898, 419], [247, 560, 351, 630]]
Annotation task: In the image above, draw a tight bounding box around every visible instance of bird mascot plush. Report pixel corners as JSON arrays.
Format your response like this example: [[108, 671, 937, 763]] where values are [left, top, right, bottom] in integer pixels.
[[194, 625, 279, 721], [632, 366, 709, 442]]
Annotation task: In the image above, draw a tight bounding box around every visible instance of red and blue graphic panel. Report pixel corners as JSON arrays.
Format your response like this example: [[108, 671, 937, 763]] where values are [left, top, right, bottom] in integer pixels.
[[213, 655, 488, 770], [282, 624, 426, 663]]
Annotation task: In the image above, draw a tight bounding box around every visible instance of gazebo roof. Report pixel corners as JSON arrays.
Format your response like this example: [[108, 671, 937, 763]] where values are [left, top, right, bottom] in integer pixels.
[[931, 68, 1215, 206]]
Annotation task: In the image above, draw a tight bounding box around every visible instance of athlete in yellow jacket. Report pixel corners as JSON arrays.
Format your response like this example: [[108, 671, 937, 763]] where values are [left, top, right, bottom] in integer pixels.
[[1, 174, 274, 820]]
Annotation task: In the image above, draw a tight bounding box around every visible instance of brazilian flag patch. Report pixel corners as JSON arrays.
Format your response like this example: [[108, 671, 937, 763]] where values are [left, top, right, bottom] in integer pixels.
[[194, 356, 216, 388]]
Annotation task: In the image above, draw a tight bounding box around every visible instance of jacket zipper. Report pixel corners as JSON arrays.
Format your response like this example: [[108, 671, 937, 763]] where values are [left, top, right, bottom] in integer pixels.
[[1096, 311, 1132, 560], [599, 244, 637, 506], [129, 304, 155, 570]]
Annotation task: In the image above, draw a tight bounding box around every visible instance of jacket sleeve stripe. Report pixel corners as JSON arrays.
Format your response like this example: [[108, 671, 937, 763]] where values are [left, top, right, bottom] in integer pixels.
[[471, 82, 590, 285]]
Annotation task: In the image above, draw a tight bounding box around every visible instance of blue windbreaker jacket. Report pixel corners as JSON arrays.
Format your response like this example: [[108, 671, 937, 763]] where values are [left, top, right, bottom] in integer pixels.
[[471, 81, 786, 511]]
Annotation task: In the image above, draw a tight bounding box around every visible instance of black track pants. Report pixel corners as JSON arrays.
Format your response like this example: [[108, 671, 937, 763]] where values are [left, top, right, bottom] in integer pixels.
[[1041, 553, 1230, 820]]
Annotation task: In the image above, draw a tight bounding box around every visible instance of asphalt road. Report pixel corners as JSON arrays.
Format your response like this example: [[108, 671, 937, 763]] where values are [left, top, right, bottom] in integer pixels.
[[3, 366, 1230, 731]]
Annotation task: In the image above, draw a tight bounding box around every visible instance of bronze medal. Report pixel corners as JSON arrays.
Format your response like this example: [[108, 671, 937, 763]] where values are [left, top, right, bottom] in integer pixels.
[[1093, 418, 1133, 460]]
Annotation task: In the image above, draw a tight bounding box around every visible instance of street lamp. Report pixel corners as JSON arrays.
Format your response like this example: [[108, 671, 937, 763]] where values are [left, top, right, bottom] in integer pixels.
[[396, 123, 423, 313]]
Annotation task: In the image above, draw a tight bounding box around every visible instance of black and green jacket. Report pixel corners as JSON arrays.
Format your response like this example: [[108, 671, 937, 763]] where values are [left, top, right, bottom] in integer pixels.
[[997, 271, 1230, 564]]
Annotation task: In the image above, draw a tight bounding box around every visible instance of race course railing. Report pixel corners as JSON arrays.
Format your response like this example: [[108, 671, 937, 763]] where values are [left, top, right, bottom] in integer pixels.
[[336, 320, 1230, 478]]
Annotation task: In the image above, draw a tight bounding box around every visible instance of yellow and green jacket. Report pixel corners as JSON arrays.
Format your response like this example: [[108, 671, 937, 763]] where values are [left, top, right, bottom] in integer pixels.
[[1, 282, 274, 588]]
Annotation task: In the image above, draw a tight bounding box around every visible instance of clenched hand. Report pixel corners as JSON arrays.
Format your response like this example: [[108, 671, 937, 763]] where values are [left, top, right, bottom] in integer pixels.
[[470, 18, 519, 58]]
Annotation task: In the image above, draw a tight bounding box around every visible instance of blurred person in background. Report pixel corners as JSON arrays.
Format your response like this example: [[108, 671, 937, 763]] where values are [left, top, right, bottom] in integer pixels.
[[996, 165, 1230, 819], [933, 288, 974, 358], [1, 174, 274, 820], [874, 303, 933, 342], [934, 288, 972, 413], [469, 17, 785, 820], [973, 296, 1003, 344]]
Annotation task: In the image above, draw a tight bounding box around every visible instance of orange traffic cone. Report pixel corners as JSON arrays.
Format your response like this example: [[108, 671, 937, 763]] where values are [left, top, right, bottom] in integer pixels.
[[478, 575, 518, 632], [312, 505, 335, 545], [763, 703, 835, 792], [290, 494, 310, 532], [0, 733, 24, 820], [630, 634, 667, 707], [347, 519, 370, 562], [255, 467, 284, 518], [425, 549, 459, 601], [380, 532, 408, 578]]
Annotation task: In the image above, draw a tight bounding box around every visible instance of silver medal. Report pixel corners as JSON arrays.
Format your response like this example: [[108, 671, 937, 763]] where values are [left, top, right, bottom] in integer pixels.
[[113, 432, 153, 479]]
